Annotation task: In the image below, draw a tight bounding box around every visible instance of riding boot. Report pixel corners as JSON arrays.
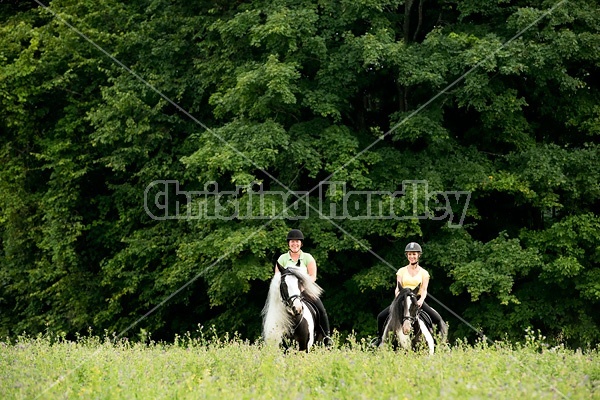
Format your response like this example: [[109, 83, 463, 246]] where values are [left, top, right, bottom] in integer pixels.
[[310, 296, 332, 346], [436, 319, 448, 342], [369, 337, 382, 348]]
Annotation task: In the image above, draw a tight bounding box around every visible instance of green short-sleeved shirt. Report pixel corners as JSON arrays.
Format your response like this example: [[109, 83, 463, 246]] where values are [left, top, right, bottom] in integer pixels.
[[276, 251, 315, 275]]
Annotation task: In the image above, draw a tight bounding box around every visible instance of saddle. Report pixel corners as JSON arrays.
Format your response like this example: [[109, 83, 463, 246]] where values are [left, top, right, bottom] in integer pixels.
[[417, 309, 433, 331], [301, 296, 319, 320]]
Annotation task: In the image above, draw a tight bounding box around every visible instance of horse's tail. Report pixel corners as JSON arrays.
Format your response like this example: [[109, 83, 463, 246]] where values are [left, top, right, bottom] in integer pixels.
[[262, 273, 291, 346]]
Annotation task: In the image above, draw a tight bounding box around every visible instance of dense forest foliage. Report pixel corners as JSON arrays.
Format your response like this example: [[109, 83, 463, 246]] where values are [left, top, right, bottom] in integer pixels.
[[1, 0, 599, 347]]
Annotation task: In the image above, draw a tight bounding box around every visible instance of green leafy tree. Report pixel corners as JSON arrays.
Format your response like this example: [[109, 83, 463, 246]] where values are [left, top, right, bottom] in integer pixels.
[[1, 0, 598, 347]]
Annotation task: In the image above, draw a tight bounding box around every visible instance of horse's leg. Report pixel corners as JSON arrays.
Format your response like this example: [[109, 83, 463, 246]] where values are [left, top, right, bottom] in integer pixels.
[[381, 317, 395, 348], [398, 329, 412, 351], [280, 334, 292, 354], [294, 320, 311, 352], [381, 322, 389, 347]]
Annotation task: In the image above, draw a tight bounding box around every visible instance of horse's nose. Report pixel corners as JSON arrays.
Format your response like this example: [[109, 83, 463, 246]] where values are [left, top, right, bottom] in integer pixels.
[[292, 301, 302, 315], [402, 320, 412, 335]]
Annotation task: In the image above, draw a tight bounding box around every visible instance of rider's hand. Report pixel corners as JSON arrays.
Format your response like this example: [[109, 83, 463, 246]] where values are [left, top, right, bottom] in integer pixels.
[[417, 298, 424, 307]]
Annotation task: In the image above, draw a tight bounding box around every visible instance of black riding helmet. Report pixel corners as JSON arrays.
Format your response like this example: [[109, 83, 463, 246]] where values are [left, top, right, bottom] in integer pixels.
[[286, 229, 304, 241]]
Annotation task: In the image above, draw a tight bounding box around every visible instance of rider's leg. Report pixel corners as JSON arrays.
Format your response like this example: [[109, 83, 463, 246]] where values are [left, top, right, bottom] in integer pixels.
[[421, 302, 447, 340], [311, 296, 332, 345]]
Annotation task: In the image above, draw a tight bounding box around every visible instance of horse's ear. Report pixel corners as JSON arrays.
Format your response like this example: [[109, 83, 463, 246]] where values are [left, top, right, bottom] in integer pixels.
[[276, 262, 285, 274], [413, 284, 421, 297]]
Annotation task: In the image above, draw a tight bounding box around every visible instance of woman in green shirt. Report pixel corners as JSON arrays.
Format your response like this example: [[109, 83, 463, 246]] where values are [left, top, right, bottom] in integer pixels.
[[275, 229, 332, 346]]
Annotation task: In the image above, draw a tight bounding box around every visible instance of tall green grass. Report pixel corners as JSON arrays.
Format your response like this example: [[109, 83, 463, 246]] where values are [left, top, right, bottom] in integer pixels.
[[1, 330, 598, 399]]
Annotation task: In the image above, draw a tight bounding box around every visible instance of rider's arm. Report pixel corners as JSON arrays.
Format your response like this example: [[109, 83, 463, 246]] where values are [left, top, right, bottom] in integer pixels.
[[417, 273, 429, 307], [394, 268, 404, 297], [274, 255, 284, 275], [306, 258, 317, 282]]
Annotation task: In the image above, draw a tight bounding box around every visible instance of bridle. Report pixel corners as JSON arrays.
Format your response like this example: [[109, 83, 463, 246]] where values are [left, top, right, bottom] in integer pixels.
[[282, 292, 302, 308], [279, 271, 303, 309], [401, 291, 419, 325], [279, 271, 309, 333]]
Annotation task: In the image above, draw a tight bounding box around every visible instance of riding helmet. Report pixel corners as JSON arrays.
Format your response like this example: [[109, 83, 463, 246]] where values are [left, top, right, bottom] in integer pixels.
[[405, 242, 422, 253], [286, 229, 304, 241]]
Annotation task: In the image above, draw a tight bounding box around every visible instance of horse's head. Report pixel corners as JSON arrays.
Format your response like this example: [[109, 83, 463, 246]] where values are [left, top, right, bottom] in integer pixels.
[[279, 267, 304, 316], [397, 286, 419, 335]]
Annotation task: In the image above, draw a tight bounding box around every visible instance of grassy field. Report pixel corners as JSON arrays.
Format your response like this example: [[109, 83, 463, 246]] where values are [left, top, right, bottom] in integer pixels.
[[1, 331, 598, 399]]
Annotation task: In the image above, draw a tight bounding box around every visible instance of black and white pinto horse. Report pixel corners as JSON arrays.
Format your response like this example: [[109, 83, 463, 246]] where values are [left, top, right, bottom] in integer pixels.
[[381, 286, 436, 354], [262, 264, 324, 352]]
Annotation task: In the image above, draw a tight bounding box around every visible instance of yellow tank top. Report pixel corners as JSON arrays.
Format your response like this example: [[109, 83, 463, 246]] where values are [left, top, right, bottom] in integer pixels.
[[396, 266, 430, 289]]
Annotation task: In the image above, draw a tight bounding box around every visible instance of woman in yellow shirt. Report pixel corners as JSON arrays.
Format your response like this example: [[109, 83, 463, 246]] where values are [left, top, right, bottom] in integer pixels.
[[374, 242, 447, 345]]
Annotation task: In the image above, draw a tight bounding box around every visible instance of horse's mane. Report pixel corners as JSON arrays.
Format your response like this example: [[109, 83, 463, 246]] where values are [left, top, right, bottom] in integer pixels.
[[387, 287, 416, 334], [282, 266, 323, 299], [261, 266, 323, 345], [262, 272, 289, 344]]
